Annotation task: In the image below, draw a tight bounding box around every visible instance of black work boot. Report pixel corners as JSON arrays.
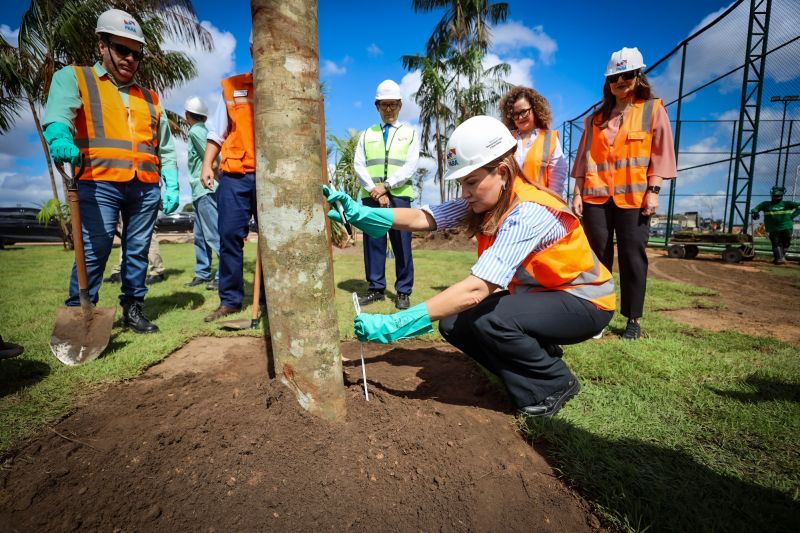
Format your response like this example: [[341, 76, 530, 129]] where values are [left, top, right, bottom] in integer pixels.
[[122, 299, 159, 333], [358, 290, 385, 307]]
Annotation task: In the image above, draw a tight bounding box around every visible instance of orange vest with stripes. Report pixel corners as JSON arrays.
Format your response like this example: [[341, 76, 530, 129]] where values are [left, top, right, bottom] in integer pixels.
[[220, 73, 256, 174], [73, 66, 161, 183], [582, 98, 661, 208], [476, 177, 616, 311], [518, 129, 558, 189]]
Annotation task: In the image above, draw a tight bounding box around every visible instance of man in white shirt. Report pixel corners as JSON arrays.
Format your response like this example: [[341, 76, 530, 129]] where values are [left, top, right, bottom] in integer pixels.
[[353, 80, 420, 310]]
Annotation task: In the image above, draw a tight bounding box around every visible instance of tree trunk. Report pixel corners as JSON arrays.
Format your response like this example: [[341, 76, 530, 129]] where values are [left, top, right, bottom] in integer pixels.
[[251, 0, 346, 421], [28, 95, 71, 249], [435, 113, 445, 203]]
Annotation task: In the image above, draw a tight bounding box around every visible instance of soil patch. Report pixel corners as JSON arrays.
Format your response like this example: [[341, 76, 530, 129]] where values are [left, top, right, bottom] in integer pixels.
[[413, 228, 476, 251], [0, 337, 598, 532], [647, 251, 800, 344]]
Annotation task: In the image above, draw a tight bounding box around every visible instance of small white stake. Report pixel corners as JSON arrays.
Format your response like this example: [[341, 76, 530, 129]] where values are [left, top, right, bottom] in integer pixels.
[[352, 292, 370, 401]]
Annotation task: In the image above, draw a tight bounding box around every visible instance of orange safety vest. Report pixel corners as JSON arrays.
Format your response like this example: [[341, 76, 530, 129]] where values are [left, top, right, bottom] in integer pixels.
[[220, 73, 256, 174], [582, 98, 661, 208], [517, 129, 558, 189], [73, 66, 161, 183], [476, 177, 616, 311]]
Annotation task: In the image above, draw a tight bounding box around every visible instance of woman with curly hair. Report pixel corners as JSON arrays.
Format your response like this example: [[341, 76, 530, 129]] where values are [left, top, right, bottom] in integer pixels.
[[499, 86, 568, 198], [571, 47, 677, 340]]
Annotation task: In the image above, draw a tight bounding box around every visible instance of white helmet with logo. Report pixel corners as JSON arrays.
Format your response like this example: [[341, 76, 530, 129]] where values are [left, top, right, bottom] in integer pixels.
[[96, 9, 145, 45], [184, 96, 208, 117], [444, 116, 516, 181], [375, 80, 402, 101], [605, 47, 646, 77]]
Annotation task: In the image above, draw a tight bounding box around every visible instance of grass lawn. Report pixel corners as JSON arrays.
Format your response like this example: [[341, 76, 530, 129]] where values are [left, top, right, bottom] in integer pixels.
[[1, 242, 798, 531]]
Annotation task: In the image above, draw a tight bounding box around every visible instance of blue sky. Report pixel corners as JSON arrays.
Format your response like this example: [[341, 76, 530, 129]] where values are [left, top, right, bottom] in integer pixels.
[[1, 0, 798, 217]]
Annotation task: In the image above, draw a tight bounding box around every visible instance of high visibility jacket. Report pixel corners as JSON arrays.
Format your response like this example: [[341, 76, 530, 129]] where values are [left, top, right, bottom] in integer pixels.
[[361, 124, 415, 199], [518, 129, 559, 189], [751, 199, 800, 232], [73, 66, 161, 183], [582, 98, 662, 208], [476, 177, 616, 311], [220, 73, 256, 174]]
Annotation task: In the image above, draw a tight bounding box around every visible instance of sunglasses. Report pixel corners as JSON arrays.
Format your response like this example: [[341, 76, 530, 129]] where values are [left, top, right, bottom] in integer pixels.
[[105, 39, 144, 61], [606, 70, 638, 83]]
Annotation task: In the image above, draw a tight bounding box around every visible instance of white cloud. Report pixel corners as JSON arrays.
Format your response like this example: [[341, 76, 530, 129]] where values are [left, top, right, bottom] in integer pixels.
[[484, 53, 535, 89], [321, 60, 346, 76], [1, 24, 19, 47], [491, 21, 557, 65], [0, 171, 53, 207], [161, 20, 237, 114], [398, 70, 422, 123], [367, 44, 382, 57]]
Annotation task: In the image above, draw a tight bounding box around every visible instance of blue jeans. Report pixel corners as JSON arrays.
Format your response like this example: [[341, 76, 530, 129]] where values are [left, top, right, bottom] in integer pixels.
[[192, 193, 221, 280], [362, 195, 414, 295], [67, 179, 161, 306]]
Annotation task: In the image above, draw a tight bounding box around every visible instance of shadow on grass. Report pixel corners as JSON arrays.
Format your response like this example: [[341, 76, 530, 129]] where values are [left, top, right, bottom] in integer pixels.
[[708, 374, 800, 403], [144, 291, 206, 320], [524, 417, 798, 532], [337, 279, 369, 293], [158, 268, 185, 280], [0, 358, 51, 397], [344, 345, 512, 414]]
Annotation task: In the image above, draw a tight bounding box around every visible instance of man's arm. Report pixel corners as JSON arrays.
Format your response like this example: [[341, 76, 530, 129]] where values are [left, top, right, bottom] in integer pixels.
[[201, 141, 222, 190], [42, 67, 81, 131]]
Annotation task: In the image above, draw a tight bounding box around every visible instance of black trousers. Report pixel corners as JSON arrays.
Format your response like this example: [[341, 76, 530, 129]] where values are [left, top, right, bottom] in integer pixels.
[[439, 290, 612, 408], [768, 230, 792, 262], [583, 199, 650, 319]]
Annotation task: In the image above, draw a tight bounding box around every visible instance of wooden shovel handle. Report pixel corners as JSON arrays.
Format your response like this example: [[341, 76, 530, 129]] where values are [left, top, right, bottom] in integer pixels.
[[67, 192, 89, 292]]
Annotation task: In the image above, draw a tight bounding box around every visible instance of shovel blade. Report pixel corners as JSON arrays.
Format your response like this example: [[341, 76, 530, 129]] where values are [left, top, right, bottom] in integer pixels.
[[50, 306, 116, 365], [219, 318, 258, 330]]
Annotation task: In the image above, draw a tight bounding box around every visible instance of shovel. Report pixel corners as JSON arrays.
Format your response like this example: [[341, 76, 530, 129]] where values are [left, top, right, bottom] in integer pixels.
[[220, 239, 262, 330], [50, 158, 116, 365]]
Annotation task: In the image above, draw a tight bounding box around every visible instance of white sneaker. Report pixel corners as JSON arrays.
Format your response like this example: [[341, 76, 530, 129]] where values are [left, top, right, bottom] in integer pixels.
[[591, 327, 606, 340]]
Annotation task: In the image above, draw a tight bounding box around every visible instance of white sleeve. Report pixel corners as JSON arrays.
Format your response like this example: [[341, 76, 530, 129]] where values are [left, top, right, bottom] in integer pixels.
[[548, 135, 568, 199], [353, 131, 376, 192], [386, 126, 420, 189], [206, 92, 229, 145]]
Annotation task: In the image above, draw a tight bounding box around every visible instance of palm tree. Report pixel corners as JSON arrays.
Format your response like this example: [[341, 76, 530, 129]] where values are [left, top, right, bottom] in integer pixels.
[[327, 129, 361, 200], [1, 0, 213, 246]]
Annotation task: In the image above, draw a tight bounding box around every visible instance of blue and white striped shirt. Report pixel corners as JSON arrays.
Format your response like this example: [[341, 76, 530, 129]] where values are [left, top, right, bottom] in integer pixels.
[[422, 199, 571, 288]]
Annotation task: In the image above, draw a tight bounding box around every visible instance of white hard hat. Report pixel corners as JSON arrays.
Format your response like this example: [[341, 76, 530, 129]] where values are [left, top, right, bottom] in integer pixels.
[[605, 47, 646, 77], [444, 116, 516, 181], [375, 80, 402, 101], [96, 9, 145, 45], [184, 96, 208, 116]]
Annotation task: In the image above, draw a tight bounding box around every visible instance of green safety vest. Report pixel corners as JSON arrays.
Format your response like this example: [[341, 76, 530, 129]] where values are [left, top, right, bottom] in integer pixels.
[[752, 199, 800, 233], [361, 123, 415, 199]]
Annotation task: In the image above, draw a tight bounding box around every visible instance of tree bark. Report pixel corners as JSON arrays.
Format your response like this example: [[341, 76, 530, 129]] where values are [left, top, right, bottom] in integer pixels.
[[251, 0, 346, 421]]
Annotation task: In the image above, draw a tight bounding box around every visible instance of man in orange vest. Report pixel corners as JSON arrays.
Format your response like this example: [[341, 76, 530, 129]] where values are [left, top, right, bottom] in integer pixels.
[[200, 32, 263, 322], [41, 9, 179, 334]]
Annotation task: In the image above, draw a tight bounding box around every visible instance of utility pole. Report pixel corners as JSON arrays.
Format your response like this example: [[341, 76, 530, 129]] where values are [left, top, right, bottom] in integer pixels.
[[251, 0, 346, 421], [770, 95, 799, 187]]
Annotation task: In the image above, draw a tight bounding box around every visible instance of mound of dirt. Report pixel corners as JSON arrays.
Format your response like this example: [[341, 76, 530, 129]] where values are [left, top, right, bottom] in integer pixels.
[[0, 337, 598, 532], [413, 228, 476, 251]]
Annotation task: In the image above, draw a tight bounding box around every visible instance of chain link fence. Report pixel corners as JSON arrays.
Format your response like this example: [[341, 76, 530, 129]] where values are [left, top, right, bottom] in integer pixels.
[[560, 0, 800, 255]]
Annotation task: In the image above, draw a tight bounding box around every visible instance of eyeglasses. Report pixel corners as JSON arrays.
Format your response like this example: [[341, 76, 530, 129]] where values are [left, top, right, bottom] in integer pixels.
[[105, 39, 144, 61], [508, 107, 532, 121], [606, 70, 638, 83], [377, 102, 401, 111]]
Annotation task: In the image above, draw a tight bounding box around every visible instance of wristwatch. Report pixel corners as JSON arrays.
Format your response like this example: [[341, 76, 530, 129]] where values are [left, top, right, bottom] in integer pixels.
[[646, 185, 661, 194]]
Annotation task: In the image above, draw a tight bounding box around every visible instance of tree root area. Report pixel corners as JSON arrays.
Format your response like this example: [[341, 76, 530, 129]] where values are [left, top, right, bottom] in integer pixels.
[[0, 337, 597, 532]]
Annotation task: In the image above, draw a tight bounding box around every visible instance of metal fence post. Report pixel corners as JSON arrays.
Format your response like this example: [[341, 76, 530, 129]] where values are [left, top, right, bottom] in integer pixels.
[[665, 43, 687, 244]]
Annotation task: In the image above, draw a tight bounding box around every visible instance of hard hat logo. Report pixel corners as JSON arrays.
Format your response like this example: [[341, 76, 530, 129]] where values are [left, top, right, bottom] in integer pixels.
[[447, 148, 458, 168], [122, 19, 137, 33], [614, 60, 628, 72]]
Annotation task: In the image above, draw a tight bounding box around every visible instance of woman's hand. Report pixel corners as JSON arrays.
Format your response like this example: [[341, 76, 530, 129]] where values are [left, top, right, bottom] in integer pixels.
[[571, 193, 583, 217], [641, 191, 659, 216]]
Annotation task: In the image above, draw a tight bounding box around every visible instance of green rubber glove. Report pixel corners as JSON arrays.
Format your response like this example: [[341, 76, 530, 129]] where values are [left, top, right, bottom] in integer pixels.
[[322, 185, 394, 238], [43, 122, 80, 165], [354, 303, 433, 344], [161, 167, 180, 214]]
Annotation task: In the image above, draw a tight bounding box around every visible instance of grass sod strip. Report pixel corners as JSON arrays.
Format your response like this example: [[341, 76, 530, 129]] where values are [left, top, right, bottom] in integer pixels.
[[1, 244, 798, 531]]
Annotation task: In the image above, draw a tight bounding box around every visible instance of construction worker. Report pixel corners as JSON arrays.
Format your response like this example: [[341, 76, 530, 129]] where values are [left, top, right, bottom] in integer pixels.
[[751, 186, 799, 264], [353, 80, 420, 310], [571, 47, 677, 340], [324, 116, 615, 418], [42, 9, 179, 334], [499, 86, 567, 198], [183, 96, 221, 290], [201, 32, 262, 321]]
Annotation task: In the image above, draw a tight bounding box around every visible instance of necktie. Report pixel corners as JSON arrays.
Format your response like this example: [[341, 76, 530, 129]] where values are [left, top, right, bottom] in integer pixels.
[[383, 124, 390, 145]]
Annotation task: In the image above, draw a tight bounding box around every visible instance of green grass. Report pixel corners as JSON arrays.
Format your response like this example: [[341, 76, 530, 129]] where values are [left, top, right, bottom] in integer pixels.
[[1, 243, 798, 532]]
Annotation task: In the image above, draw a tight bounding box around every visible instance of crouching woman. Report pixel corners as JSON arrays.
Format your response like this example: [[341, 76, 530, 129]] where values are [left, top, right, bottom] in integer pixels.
[[323, 116, 615, 418]]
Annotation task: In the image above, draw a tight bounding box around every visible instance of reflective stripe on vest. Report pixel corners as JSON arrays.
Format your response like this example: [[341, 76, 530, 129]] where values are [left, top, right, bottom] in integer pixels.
[[362, 124, 415, 199], [73, 66, 161, 183], [476, 177, 616, 311], [582, 98, 659, 208], [220, 73, 256, 174], [519, 129, 558, 188]]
